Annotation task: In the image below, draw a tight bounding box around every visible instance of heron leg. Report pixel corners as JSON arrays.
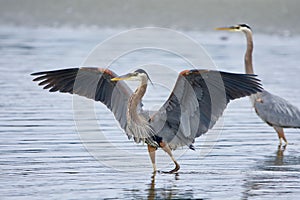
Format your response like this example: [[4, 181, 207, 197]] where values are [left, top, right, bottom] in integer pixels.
[[273, 126, 288, 145], [147, 144, 157, 173], [159, 141, 180, 173]]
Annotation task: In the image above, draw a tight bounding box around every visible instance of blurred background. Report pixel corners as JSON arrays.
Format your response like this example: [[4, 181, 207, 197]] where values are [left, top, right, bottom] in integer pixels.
[[0, 0, 299, 35]]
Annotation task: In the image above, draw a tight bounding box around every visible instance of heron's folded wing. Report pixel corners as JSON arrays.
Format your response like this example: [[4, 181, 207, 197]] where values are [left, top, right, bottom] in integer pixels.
[[31, 67, 133, 130], [152, 69, 262, 149], [254, 90, 300, 128]]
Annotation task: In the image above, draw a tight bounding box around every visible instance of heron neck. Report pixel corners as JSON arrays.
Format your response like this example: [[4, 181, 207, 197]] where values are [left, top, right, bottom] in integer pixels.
[[244, 29, 254, 74], [127, 79, 148, 121]]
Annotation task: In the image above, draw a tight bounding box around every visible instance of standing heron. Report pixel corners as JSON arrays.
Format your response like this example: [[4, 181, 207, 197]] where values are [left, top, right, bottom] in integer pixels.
[[216, 24, 300, 145], [32, 67, 262, 173]]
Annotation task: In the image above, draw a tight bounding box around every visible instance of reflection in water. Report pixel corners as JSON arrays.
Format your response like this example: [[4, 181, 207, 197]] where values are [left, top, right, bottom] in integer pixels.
[[147, 174, 156, 200], [242, 145, 300, 199], [146, 173, 195, 200], [1, 27, 300, 199], [261, 144, 300, 172], [273, 145, 286, 166], [147, 173, 180, 200], [124, 172, 194, 200]]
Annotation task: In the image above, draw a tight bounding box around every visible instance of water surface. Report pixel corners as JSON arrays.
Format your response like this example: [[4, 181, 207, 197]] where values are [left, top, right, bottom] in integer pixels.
[[0, 26, 300, 199]]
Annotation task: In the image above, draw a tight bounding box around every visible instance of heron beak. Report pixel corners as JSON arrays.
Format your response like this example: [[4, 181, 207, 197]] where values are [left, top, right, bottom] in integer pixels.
[[215, 26, 236, 31], [111, 73, 132, 81]]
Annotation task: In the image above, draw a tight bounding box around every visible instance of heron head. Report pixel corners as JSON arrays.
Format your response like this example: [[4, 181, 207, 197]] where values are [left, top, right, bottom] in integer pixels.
[[215, 24, 252, 33], [111, 68, 153, 84]]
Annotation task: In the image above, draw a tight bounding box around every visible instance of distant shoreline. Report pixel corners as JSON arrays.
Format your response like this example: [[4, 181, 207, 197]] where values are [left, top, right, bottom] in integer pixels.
[[0, 0, 299, 35]]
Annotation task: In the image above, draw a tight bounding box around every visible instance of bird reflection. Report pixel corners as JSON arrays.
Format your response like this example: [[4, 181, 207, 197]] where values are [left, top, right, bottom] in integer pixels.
[[147, 172, 180, 200], [147, 175, 155, 200], [147, 173, 157, 200], [241, 145, 290, 199], [274, 144, 287, 166], [261, 145, 288, 170]]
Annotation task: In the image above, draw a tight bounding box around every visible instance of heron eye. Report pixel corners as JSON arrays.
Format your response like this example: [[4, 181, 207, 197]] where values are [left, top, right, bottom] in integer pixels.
[[133, 72, 139, 76]]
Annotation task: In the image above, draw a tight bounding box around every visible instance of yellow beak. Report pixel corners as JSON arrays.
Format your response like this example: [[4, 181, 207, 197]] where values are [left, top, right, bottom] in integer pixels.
[[111, 77, 122, 81], [215, 27, 235, 31], [111, 73, 132, 81]]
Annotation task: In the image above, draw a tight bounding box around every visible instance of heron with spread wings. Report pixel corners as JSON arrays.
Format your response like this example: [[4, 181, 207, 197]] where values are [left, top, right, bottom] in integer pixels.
[[32, 67, 262, 173], [216, 24, 300, 145]]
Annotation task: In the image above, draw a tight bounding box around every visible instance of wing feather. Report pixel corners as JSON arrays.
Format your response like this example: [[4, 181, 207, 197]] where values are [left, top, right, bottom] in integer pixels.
[[31, 67, 134, 131], [151, 70, 262, 149]]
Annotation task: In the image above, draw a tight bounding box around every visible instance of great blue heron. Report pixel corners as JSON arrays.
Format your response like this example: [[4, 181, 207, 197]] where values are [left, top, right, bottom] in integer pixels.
[[216, 24, 300, 145], [31, 67, 262, 173]]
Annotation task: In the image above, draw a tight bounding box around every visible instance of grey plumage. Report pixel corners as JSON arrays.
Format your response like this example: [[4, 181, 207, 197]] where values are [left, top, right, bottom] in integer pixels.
[[32, 68, 134, 132], [152, 69, 262, 149], [217, 24, 300, 144], [254, 91, 300, 128], [32, 67, 262, 172]]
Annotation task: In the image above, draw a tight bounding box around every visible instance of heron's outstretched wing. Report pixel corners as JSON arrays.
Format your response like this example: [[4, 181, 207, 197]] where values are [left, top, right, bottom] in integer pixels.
[[31, 67, 134, 130], [151, 69, 262, 149], [254, 90, 300, 128]]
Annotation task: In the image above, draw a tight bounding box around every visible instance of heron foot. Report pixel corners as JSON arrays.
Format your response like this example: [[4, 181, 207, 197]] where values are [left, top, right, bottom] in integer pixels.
[[159, 141, 181, 174], [278, 143, 287, 150], [278, 138, 288, 147], [161, 161, 180, 174]]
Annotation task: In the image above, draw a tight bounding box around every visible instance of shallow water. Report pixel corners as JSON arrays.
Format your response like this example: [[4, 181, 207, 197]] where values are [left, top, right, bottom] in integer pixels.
[[1, 26, 300, 199]]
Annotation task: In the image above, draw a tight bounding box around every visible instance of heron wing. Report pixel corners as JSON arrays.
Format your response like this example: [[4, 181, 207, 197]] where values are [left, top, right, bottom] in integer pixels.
[[254, 90, 300, 128], [31, 67, 135, 131], [151, 69, 262, 149]]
